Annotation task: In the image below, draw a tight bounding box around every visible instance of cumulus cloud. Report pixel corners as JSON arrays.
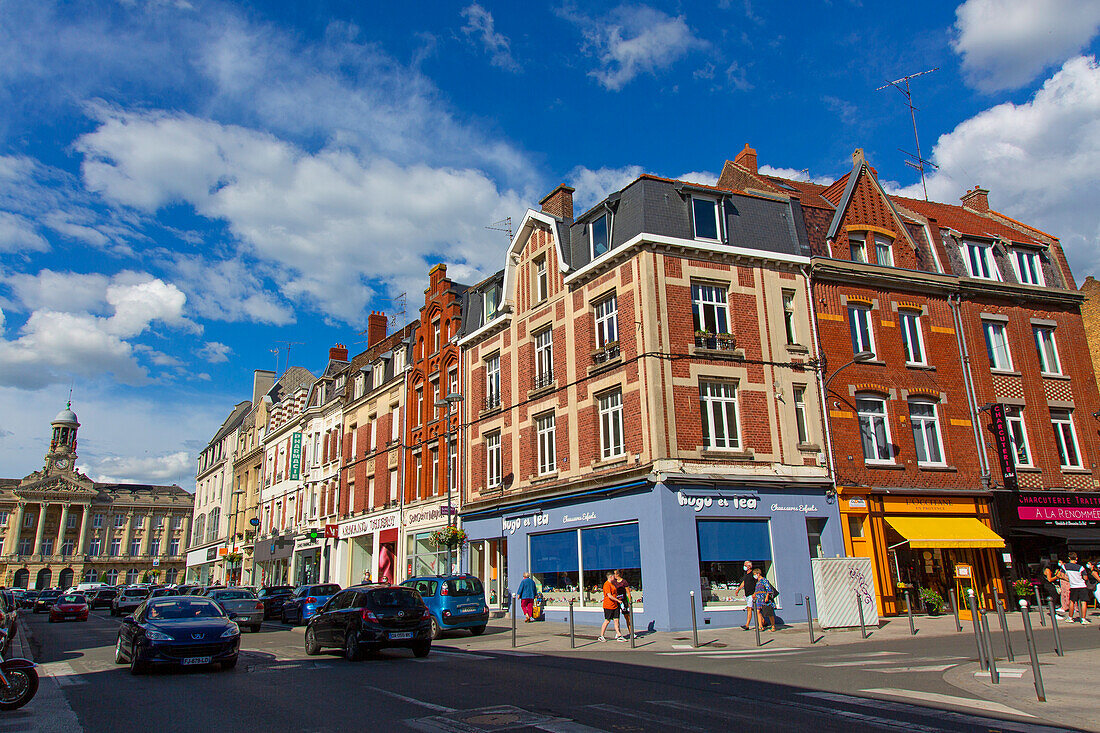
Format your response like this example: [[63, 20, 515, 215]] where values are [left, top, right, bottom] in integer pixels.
[[461, 4, 520, 72], [92, 450, 193, 485], [759, 165, 833, 185], [164, 255, 294, 326], [198, 341, 231, 363], [568, 165, 719, 213], [893, 55, 1100, 280], [564, 5, 708, 91], [952, 0, 1100, 91]]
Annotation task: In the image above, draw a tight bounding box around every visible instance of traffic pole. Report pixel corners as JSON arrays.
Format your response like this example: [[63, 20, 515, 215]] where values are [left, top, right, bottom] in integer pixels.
[[949, 589, 962, 632], [690, 590, 699, 649], [1047, 599, 1064, 656], [967, 589, 987, 671], [856, 591, 868, 639], [905, 589, 916, 635], [753, 601, 762, 647], [1034, 587, 1045, 626], [980, 610, 999, 684], [511, 597, 517, 648], [1018, 600, 1046, 703], [806, 598, 815, 645], [994, 589, 1014, 662], [569, 599, 575, 649]]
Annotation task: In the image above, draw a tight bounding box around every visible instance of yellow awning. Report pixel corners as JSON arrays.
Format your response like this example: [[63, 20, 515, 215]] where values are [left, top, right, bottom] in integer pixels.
[[885, 516, 1005, 549]]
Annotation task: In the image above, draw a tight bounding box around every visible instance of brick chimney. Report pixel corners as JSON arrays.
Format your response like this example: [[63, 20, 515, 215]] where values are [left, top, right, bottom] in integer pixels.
[[329, 343, 348, 362], [367, 311, 388, 347], [540, 184, 575, 221], [961, 186, 990, 213], [734, 143, 758, 175]]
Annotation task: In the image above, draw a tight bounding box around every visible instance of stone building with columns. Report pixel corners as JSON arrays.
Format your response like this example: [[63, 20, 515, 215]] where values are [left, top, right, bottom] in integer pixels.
[[0, 405, 193, 589]]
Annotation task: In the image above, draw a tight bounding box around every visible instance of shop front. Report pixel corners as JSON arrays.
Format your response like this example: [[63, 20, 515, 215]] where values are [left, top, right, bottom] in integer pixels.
[[333, 510, 401, 586], [293, 539, 321, 586], [253, 533, 296, 587], [838, 489, 1005, 615], [403, 500, 456, 580], [185, 544, 223, 585], [461, 478, 841, 632], [992, 490, 1100, 579]]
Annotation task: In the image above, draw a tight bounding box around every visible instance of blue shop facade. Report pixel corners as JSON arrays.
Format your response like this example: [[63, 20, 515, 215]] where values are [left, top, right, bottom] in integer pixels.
[[460, 477, 844, 632]]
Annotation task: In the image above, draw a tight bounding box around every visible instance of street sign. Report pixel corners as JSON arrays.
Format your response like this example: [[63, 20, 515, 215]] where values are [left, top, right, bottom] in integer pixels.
[[289, 432, 303, 481], [324, 524, 339, 539], [441, 505, 457, 516], [152, 559, 160, 567]]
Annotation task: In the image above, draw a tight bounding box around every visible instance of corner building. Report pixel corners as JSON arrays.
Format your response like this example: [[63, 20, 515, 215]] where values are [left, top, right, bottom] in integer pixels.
[[459, 179, 842, 631]]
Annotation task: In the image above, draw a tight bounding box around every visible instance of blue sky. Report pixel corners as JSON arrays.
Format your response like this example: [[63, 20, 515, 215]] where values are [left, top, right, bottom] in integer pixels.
[[1, 0, 1099, 485]]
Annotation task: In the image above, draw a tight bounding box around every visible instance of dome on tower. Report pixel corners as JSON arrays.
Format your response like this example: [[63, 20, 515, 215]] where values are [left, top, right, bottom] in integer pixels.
[[52, 405, 79, 425]]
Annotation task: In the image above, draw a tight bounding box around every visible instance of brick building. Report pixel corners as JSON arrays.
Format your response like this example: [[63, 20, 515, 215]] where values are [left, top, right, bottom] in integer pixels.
[[721, 146, 1100, 615], [458, 178, 841, 631]]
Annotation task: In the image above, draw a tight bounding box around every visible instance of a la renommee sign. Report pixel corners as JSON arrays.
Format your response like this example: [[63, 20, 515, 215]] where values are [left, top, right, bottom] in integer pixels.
[[1014, 492, 1100, 526]]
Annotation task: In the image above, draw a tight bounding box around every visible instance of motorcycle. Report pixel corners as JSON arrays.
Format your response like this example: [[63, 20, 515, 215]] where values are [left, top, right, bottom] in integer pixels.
[[0, 629, 37, 711]]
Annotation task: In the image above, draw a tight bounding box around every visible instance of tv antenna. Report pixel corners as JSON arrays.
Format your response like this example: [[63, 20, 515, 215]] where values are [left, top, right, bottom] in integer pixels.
[[485, 217, 513, 242], [362, 293, 408, 334], [271, 341, 304, 374], [877, 67, 938, 200]]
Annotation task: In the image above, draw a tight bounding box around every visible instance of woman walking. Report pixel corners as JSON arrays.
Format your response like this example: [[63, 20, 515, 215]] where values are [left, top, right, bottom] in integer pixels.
[[751, 567, 777, 631]]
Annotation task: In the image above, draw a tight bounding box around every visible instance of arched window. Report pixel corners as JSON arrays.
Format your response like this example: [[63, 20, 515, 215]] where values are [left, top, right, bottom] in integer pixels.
[[855, 393, 892, 464], [165, 567, 178, 584], [106, 568, 119, 585]]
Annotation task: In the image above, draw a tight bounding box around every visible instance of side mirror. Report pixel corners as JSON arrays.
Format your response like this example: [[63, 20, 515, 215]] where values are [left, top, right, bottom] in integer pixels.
[[228, 612, 238, 620], [123, 615, 137, 624]]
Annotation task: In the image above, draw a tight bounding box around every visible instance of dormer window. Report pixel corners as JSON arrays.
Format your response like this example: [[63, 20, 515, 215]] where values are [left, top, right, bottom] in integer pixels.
[[483, 286, 499, 324], [1012, 248, 1044, 286], [591, 213, 610, 258], [961, 239, 1000, 280], [849, 234, 867, 263], [691, 197, 720, 241], [873, 234, 893, 267]]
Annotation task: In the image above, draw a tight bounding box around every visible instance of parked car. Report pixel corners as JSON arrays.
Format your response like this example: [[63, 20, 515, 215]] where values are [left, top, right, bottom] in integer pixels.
[[402, 575, 489, 639], [86, 587, 117, 610], [148, 588, 178, 599], [208, 589, 264, 632], [32, 590, 62, 614], [257, 586, 294, 619], [114, 596, 240, 675], [173, 585, 196, 595], [49, 593, 89, 623], [304, 585, 431, 660], [281, 584, 341, 625], [19, 590, 39, 609], [70, 582, 107, 594], [111, 587, 149, 616]]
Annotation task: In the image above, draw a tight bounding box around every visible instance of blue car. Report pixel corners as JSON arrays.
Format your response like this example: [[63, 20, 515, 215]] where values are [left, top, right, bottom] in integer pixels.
[[280, 584, 341, 625], [402, 575, 489, 639]]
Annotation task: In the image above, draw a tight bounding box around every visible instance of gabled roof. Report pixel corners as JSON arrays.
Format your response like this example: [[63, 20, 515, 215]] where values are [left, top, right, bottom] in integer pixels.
[[890, 195, 1048, 246], [207, 401, 251, 447], [267, 366, 315, 404]]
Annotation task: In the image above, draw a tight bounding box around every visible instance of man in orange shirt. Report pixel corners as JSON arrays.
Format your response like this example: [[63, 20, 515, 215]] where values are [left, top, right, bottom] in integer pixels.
[[598, 571, 624, 642]]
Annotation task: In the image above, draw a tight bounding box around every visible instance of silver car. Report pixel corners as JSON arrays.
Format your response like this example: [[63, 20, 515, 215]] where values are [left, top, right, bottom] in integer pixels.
[[207, 588, 264, 632]]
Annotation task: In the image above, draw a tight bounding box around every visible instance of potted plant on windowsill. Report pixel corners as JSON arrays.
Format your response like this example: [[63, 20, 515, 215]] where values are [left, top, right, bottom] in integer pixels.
[[694, 330, 715, 349], [715, 332, 735, 350], [919, 587, 946, 615]]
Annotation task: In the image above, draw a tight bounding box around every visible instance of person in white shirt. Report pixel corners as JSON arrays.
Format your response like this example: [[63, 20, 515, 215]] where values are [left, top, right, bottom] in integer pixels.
[[1063, 552, 1089, 624]]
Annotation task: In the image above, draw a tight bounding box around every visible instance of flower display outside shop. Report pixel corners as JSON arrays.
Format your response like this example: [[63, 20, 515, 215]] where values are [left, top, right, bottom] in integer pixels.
[[429, 526, 468, 549]]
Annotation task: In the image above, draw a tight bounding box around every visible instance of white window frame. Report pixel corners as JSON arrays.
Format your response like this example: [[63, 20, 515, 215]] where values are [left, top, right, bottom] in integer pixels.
[[691, 283, 729, 334], [908, 399, 946, 466], [848, 233, 867, 263], [691, 196, 721, 241], [782, 290, 797, 345], [535, 255, 548, 302], [448, 366, 459, 398], [483, 287, 499, 323], [486, 431, 502, 488], [1051, 410, 1083, 469], [983, 321, 1013, 371], [793, 385, 810, 444], [536, 413, 556, 476], [1012, 248, 1045, 286], [535, 328, 554, 382], [590, 213, 611, 259], [432, 319, 441, 355], [1005, 406, 1032, 468], [848, 304, 875, 357], [448, 438, 457, 492], [486, 354, 501, 407], [594, 295, 619, 348], [390, 405, 400, 442], [699, 380, 741, 451], [430, 446, 439, 495], [899, 309, 926, 365], [598, 389, 626, 460], [1034, 326, 1062, 375], [856, 394, 893, 464], [390, 469, 399, 502], [874, 234, 894, 267], [962, 240, 1001, 280]]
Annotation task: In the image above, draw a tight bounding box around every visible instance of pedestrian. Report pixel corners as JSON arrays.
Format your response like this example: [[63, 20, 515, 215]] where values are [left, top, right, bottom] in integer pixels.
[[733, 561, 756, 630], [516, 572, 537, 622], [612, 569, 633, 641], [751, 567, 777, 631], [1063, 552, 1090, 624], [1054, 558, 1072, 616], [1040, 559, 1060, 610], [1088, 560, 1100, 613], [598, 571, 624, 642], [361, 569, 372, 584]]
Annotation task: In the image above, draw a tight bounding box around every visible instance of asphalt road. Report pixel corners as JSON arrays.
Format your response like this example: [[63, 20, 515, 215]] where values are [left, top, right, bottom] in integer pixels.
[[10, 608, 1093, 733]]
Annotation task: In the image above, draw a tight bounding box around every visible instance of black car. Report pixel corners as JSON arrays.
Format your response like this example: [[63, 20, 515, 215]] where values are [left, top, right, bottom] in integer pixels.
[[33, 590, 62, 613], [111, 587, 149, 616], [114, 596, 241, 675], [304, 585, 431, 661], [257, 586, 294, 619], [19, 590, 39, 609], [87, 587, 117, 610], [148, 588, 179, 599]]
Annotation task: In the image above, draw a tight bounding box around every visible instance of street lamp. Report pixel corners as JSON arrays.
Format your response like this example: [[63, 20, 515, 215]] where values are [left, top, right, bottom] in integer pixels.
[[229, 489, 244, 584], [822, 350, 874, 392], [435, 392, 464, 574]]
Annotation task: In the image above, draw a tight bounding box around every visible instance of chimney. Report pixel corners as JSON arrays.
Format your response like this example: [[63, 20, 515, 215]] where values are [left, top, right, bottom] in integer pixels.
[[540, 184, 575, 221], [852, 148, 866, 166], [329, 343, 349, 362], [961, 186, 990, 213], [734, 143, 758, 175], [367, 311, 388, 347]]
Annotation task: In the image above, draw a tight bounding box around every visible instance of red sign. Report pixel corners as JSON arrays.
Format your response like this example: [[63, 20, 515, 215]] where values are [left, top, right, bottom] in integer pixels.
[[324, 524, 339, 539]]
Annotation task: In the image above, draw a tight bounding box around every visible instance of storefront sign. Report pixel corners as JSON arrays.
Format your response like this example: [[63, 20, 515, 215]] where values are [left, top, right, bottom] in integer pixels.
[[404, 504, 446, 530], [324, 524, 339, 539], [987, 404, 1017, 491], [847, 497, 867, 509], [881, 496, 977, 514], [502, 513, 548, 535], [289, 432, 302, 481], [562, 512, 597, 524], [676, 491, 758, 512], [771, 503, 819, 512], [1012, 492, 1100, 526], [339, 511, 400, 539], [206, 546, 218, 561]]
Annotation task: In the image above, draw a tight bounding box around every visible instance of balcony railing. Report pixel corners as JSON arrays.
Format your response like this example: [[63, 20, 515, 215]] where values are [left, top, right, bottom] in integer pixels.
[[592, 342, 620, 365], [484, 393, 501, 410], [694, 334, 737, 351], [532, 370, 555, 390]]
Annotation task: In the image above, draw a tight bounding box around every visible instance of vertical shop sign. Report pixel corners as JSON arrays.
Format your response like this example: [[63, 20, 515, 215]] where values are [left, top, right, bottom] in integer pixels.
[[289, 432, 303, 481], [988, 404, 1017, 491]]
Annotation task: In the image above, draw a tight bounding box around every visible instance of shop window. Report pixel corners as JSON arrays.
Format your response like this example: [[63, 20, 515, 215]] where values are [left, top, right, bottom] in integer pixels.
[[407, 531, 454, 577], [529, 529, 579, 606], [847, 515, 865, 539], [581, 523, 643, 607], [806, 518, 827, 559], [856, 394, 893, 464], [697, 519, 773, 607]]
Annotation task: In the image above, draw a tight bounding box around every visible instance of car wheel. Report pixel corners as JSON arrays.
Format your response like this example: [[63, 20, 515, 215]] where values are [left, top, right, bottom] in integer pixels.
[[221, 655, 238, 671], [469, 625, 486, 636], [304, 627, 320, 656], [281, 611, 290, 625], [249, 624, 261, 633], [429, 616, 441, 640], [114, 636, 127, 664], [128, 651, 146, 676], [344, 633, 362, 662], [412, 641, 431, 658]]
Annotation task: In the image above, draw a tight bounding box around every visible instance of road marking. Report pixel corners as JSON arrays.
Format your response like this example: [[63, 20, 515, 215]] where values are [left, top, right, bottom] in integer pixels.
[[872, 665, 958, 673], [658, 647, 799, 656], [359, 684, 456, 713], [858, 689, 1035, 719], [429, 648, 492, 660], [799, 692, 1054, 733], [586, 703, 712, 732], [489, 650, 539, 657], [809, 657, 963, 668], [974, 668, 1026, 679]]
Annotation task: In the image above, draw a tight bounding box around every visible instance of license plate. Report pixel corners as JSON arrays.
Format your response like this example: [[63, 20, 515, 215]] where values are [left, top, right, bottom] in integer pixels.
[[388, 632, 413, 640], [181, 656, 212, 666], [459, 605, 477, 613]]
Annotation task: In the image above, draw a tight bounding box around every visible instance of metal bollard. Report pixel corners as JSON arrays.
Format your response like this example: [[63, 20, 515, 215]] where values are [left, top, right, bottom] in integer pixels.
[[994, 590, 1015, 662], [569, 599, 575, 649], [949, 589, 962, 632], [980, 610, 999, 684], [1047, 599, 1064, 657], [753, 602, 762, 647], [511, 597, 517, 648], [690, 591, 699, 649], [806, 598, 815, 645], [968, 589, 987, 671], [629, 607, 635, 649], [1018, 600, 1046, 702], [905, 589, 916, 635], [1034, 587, 1046, 626], [856, 591, 868, 639]]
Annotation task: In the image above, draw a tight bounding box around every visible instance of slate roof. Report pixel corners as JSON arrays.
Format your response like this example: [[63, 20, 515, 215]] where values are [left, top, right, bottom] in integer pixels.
[[207, 400, 251, 448], [459, 269, 505, 338], [267, 366, 315, 402]]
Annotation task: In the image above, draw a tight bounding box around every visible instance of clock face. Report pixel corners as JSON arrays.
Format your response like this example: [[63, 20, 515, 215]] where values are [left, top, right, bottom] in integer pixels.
[[53, 458, 70, 470]]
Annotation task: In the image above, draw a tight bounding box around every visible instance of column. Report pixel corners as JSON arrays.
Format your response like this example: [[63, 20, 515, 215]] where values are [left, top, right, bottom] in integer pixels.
[[56, 503, 70, 558], [139, 513, 152, 556], [76, 505, 90, 558], [33, 503, 48, 556], [3, 503, 24, 556]]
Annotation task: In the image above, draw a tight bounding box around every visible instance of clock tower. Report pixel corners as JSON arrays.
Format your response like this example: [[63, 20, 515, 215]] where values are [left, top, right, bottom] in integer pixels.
[[45, 402, 79, 474]]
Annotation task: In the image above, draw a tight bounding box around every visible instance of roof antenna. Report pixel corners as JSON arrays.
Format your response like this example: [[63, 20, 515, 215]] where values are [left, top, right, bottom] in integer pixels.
[[877, 68, 938, 200], [485, 217, 513, 242]]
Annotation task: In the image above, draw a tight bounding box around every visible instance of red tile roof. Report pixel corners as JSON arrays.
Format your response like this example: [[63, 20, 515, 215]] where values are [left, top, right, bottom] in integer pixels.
[[889, 194, 1047, 246]]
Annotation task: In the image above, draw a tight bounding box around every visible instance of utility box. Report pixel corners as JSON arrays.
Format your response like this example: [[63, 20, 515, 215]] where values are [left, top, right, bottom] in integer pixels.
[[811, 557, 879, 629]]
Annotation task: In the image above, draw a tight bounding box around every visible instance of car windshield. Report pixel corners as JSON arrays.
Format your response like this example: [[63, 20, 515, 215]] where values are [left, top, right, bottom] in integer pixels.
[[445, 578, 484, 597], [123, 590, 146, 598], [213, 590, 255, 600], [310, 585, 340, 596], [40, 591, 61, 599], [145, 599, 225, 620], [60, 594, 85, 604], [365, 588, 422, 609], [259, 587, 290, 598]]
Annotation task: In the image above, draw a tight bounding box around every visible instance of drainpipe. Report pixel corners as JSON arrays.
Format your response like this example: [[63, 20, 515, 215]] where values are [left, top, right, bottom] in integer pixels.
[[803, 266, 839, 498], [398, 338, 410, 583], [948, 293, 991, 483]]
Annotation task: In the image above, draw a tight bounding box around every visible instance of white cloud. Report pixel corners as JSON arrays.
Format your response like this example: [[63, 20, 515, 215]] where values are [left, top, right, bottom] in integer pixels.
[[0, 212, 49, 252], [758, 165, 833, 185], [567, 5, 708, 91], [952, 0, 1100, 91], [677, 170, 718, 186], [894, 55, 1100, 280], [92, 451, 193, 485], [2, 269, 110, 313], [568, 164, 645, 213], [198, 341, 231, 363], [165, 255, 294, 326], [461, 4, 520, 72]]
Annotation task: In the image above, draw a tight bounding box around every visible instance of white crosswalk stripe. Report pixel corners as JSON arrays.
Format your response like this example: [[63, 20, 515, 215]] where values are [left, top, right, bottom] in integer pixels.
[[801, 690, 1057, 731]]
